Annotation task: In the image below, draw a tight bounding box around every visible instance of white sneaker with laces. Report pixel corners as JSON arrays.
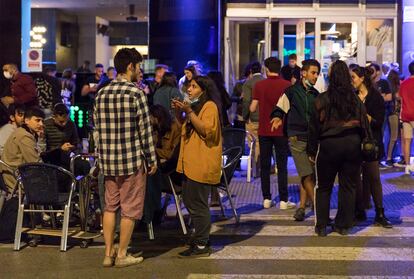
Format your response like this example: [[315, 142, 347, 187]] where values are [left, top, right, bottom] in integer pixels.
[[263, 199, 273, 209], [280, 201, 296, 210]]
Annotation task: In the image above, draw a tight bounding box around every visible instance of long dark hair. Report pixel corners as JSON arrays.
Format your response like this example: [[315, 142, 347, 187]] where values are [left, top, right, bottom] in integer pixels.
[[183, 65, 197, 85], [326, 60, 358, 121], [149, 104, 172, 148], [185, 75, 222, 138], [387, 69, 400, 94], [351, 65, 375, 93]]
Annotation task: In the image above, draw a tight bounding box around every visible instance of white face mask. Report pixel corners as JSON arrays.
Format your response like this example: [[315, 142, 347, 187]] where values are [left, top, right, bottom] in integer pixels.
[[184, 93, 201, 106], [304, 79, 314, 88], [3, 71, 12, 79]]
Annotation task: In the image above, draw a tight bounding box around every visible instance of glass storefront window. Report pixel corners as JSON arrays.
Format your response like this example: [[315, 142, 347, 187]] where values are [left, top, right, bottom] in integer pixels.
[[319, 21, 358, 85], [305, 22, 315, 60], [366, 19, 394, 64], [238, 23, 265, 77]]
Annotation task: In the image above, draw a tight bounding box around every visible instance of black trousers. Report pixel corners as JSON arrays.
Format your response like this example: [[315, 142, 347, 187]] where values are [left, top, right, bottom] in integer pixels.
[[182, 176, 211, 246], [259, 136, 289, 201], [356, 161, 384, 210], [315, 133, 361, 229]]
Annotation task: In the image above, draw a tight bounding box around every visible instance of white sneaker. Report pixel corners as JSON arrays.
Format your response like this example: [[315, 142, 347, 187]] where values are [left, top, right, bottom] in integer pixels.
[[405, 164, 414, 175], [280, 201, 296, 210], [263, 199, 273, 209]]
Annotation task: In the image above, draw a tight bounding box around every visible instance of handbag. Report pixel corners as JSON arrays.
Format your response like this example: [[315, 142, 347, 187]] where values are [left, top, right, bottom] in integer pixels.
[[360, 101, 379, 162]]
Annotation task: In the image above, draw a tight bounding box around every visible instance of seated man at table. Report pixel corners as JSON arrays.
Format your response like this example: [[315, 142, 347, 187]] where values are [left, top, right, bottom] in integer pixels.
[[1, 107, 44, 194], [41, 103, 79, 170]]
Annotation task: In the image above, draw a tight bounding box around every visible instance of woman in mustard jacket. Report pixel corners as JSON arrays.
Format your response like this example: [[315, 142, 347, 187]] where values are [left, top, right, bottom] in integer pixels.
[[172, 76, 222, 258]]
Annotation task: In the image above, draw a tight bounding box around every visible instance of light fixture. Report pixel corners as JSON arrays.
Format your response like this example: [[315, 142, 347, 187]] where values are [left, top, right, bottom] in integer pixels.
[[33, 34, 42, 40], [33, 26, 47, 33], [30, 25, 47, 49]]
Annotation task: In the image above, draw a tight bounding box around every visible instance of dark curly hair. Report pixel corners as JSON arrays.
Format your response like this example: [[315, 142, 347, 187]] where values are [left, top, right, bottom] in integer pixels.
[[185, 75, 222, 139]]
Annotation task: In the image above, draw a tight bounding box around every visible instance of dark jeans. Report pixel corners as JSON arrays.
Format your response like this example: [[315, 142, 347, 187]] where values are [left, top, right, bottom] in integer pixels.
[[182, 176, 211, 246], [315, 133, 361, 229], [259, 136, 289, 201]]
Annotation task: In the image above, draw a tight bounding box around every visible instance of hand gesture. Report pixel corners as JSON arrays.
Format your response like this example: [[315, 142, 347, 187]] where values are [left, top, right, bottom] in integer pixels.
[[171, 99, 191, 114], [270, 117, 283, 132], [61, 142, 74, 152], [147, 164, 158, 176]]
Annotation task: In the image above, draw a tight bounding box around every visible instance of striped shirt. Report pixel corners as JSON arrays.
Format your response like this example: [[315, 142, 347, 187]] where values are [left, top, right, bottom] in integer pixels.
[[94, 80, 157, 176]]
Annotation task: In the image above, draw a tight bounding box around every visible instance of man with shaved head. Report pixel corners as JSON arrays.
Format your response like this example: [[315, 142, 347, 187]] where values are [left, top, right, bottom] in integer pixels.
[[2, 64, 38, 107]]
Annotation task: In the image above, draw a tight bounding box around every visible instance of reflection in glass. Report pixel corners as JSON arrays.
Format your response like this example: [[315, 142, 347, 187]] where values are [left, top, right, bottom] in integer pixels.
[[366, 19, 394, 64], [320, 22, 358, 84]]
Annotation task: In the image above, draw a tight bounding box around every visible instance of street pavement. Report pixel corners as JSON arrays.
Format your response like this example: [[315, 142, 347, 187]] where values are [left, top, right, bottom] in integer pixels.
[[1, 159, 414, 279]]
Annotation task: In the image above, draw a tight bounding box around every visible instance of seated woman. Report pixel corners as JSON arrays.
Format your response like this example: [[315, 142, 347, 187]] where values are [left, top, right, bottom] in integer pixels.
[[142, 105, 182, 225]]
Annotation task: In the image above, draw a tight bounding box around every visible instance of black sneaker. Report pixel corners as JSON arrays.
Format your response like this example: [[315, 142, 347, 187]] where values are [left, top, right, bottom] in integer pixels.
[[315, 226, 327, 237], [178, 244, 212, 258], [332, 225, 349, 235], [293, 207, 306, 221], [394, 159, 406, 168]]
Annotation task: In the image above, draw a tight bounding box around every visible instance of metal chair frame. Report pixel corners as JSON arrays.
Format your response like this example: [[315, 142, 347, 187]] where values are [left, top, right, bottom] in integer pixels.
[[14, 163, 76, 252], [216, 146, 242, 223], [147, 174, 188, 240]]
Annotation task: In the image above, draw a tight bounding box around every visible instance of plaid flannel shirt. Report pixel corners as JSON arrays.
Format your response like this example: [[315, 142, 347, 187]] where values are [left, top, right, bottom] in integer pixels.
[[94, 80, 157, 176]]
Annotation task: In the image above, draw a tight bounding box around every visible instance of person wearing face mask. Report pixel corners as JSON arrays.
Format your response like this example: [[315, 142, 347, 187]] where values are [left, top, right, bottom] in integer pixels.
[[171, 76, 222, 258], [270, 59, 321, 221], [1, 64, 38, 108]]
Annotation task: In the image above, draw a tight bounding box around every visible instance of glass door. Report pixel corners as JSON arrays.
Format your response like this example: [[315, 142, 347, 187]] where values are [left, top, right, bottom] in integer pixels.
[[316, 19, 360, 84], [225, 19, 266, 90], [270, 19, 315, 67]]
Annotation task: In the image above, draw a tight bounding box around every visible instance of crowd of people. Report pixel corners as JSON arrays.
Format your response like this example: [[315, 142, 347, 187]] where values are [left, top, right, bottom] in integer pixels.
[[1, 48, 414, 267]]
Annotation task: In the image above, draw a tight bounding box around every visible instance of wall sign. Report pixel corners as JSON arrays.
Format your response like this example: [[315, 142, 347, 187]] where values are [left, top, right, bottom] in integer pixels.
[[27, 49, 42, 72]]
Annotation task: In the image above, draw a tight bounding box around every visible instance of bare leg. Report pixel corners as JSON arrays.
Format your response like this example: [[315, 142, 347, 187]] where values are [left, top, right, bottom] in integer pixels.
[[117, 217, 136, 258], [403, 138, 412, 165], [303, 175, 315, 203], [103, 211, 116, 257], [299, 184, 307, 209]]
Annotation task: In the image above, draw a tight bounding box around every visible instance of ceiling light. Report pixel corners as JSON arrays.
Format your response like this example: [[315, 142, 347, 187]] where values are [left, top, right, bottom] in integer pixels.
[[40, 38, 46, 44]]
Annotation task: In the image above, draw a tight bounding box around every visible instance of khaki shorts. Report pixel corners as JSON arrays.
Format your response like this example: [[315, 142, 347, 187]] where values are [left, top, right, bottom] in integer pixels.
[[104, 167, 146, 220], [289, 136, 314, 178], [402, 121, 414, 139]]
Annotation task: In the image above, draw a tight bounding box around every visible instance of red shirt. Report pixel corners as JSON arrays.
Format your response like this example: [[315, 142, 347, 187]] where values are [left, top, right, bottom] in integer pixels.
[[11, 73, 38, 106], [400, 77, 414, 122], [253, 76, 290, 136]]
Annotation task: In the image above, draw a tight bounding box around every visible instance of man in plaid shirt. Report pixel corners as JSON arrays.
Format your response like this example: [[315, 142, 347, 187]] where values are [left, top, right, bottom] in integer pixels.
[[94, 48, 157, 268]]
